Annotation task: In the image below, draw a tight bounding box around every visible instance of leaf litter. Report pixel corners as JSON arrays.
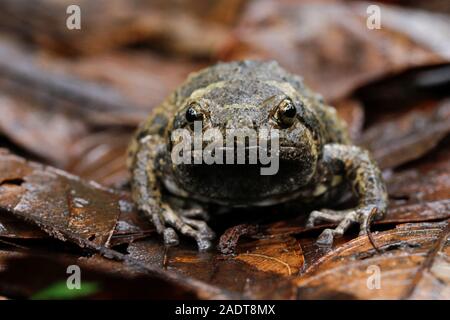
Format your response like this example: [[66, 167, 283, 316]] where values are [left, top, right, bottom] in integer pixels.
[[0, 0, 449, 300]]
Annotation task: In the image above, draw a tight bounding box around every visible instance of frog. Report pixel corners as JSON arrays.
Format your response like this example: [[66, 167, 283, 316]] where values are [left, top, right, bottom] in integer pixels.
[[127, 60, 388, 251]]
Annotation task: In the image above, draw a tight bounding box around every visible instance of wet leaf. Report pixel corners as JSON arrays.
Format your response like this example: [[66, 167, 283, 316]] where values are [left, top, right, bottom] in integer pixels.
[[218, 223, 259, 255], [235, 235, 304, 277], [0, 149, 236, 299], [360, 99, 450, 169], [0, 0, 237, 57], [54, 51, 202, 111], [224, 0, 448, 101], [0, 150, 122, 247], [295, 221, 450, 300], [65, 130, 132, 187], [1, 145, 449, 299], [0, 213, 47, 239], [334, 98, 365, 141], [0, 94, 88, 166], [0, 39, 145, 127], [0, 250, 224, 299], [126, 239, 297, 299], [0, 39, 146, 167], [0, 0, 449, 300]]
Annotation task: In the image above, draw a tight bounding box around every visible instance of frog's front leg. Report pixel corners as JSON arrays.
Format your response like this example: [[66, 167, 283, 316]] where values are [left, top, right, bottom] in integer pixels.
[[131, 135, 215, 250], [306, 144, 388, 245]]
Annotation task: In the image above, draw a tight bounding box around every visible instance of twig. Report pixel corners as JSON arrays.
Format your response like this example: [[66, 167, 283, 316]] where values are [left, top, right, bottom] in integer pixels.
[[0, 238, 29, 250], [218, 224, 259, 255], [366, 207, 381, 253], [401, 219, 450, 299]]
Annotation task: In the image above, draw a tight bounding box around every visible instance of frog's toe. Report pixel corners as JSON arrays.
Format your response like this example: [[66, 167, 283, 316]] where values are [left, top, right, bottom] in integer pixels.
[[316, 228, 334, 246], [316, 210, 359, 246], [183, 219, 215, 251], [306, 209, 350, 228], [160, 206, 215, 250], [181, 217, 216, 240], [163, 227, 179, 246], [196, 238, 213, 251], [314, 206, 381, 246]]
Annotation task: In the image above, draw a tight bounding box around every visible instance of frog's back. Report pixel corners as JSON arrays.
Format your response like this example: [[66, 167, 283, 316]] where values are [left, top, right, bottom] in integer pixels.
[[175, 60, 304, 104]]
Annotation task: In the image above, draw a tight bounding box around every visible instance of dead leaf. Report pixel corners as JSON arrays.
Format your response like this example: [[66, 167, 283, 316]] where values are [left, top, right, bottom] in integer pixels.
[[235, 235, 304, 276], [43, 50, 202, 112], [0, 0, 237, 57], [0, 0, 449, 300], [65, 130, 132, 187], [127, 239, 297, 299], [295, 221, 450, 300], [0, 94, 88, 166], [334, 98, 365, 141], [0, 149, 236, 299], [0, 39, 145, 128], [0, 250, 216, 299], [218, 223, 259, 255], [360, 99, 450, 169], [0, 149, 122, 247], [224, 0, 447, 101], [0, 213, 47, 239]]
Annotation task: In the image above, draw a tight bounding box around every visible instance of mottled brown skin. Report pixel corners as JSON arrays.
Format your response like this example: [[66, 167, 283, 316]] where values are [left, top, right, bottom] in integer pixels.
[[128, 61, 388, 250]]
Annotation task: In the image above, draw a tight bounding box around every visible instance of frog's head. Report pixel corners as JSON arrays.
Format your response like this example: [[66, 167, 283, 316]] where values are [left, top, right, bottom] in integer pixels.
[[168, 63, 324, 206]]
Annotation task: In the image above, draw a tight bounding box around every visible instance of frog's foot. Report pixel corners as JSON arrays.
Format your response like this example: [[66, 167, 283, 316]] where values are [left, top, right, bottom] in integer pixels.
[[153, 204, 215, 251], [306, 206, 380, 246]]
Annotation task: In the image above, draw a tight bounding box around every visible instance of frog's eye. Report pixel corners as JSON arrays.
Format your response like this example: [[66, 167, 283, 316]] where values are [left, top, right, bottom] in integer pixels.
[[185, 103, 203, 123], [276, 98, 297, 126]]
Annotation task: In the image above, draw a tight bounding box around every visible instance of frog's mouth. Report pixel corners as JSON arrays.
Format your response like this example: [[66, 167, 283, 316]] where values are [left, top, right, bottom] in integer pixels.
[[172, 146, 317, 206], [181, 144, 309, 169]]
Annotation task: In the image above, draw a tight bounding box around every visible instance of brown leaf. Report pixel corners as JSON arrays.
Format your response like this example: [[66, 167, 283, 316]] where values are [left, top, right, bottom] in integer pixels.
[[224, 0, 447, 101], [0, 250, 217, 299], [109, 197, 155, 247], [0, 39, 149, 167], [295, 221, 450, 299], [65, 130, 132, 187], [44, 50, 202, 112], [334, 98, 365, 141], [127, 239, 297, 299], [0, 0, 236, 57], [360, 99, 450, 169], [403, 221, 450, 299], [218, 223, 259, 255], [383, 0, 450, 15], [1, 145, 448, 299], [235, 235, 304, 277], [263, 197, 450, 239], [0, 149, 122, 247], [0, 38, 145, 128], [0, 213, 47, 240], [387, 169, 450, 204], [0, 94, 88, 166], [0, 149, 235, 299]]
